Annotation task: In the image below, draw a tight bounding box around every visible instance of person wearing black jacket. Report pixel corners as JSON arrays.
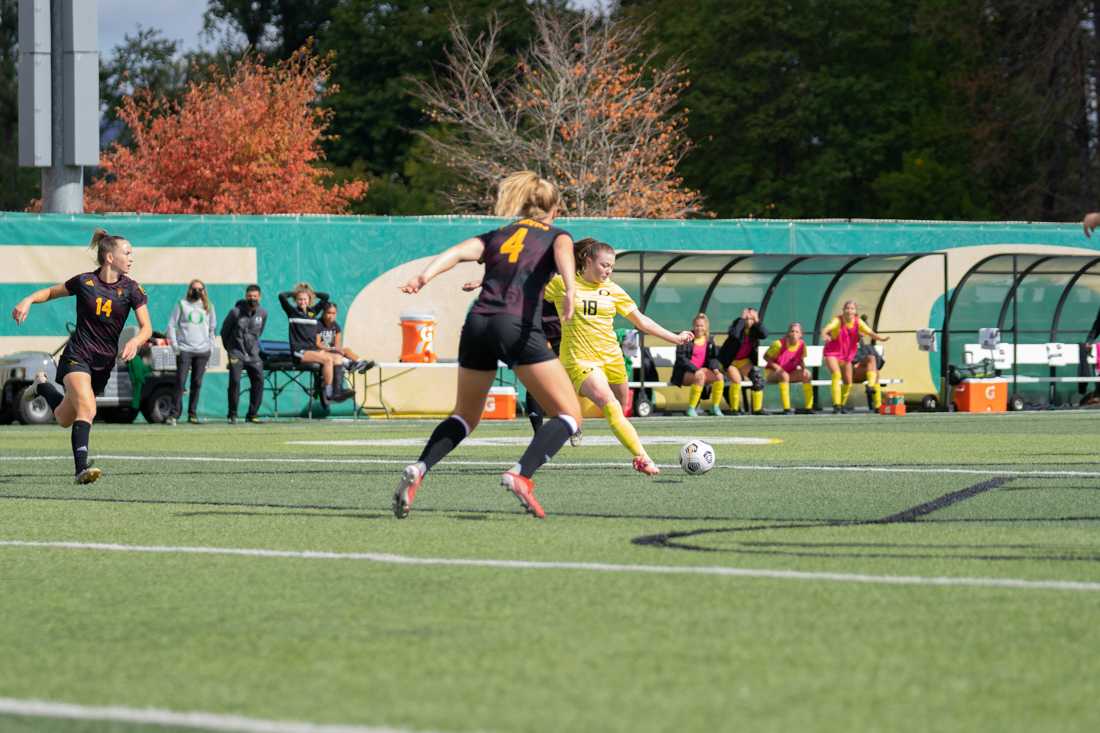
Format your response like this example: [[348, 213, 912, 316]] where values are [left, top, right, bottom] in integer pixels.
[[671, 313, 726, 416], [221, 284, 268, 423], [278, 283, 353, 408], [717, 307, 768, 414]]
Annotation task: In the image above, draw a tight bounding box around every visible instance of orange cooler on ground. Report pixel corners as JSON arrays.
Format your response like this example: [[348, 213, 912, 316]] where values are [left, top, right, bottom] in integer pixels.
[[400, 313, 437, 363], [953, 378, 1008, 413], [879, 391, 906, 416], [483, 386, 517, 419]]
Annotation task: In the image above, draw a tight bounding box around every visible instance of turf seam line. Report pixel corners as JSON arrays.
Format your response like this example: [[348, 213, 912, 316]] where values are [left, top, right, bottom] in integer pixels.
[[0, 696, 435, 733], [3, 455, 1099, 478], [2, 539, 1099, 592]]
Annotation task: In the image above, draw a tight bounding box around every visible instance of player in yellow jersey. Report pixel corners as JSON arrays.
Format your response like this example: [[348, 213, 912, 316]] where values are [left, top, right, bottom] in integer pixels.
[[544, 238, 692, 476]]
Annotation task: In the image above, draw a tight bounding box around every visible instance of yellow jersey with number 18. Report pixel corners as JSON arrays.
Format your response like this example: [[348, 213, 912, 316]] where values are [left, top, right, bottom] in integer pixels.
[[544, 274, 637, 363]]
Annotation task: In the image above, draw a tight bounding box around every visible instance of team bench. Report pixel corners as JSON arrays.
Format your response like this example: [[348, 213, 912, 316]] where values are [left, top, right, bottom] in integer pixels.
[[628, 344, 901, 415], [259, 340, 321, 418], [962, 342, 1100, 404]]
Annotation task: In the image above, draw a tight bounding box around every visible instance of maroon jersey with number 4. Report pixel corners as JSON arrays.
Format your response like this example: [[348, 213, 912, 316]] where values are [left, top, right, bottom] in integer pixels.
[[470, 218, 570, 326], [63, 271, 148, 369]]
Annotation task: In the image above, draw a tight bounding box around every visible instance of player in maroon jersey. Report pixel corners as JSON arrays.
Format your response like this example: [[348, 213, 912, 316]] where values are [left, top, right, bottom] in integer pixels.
[[393, 171, 582, 519], [11, 229, 152, 484]]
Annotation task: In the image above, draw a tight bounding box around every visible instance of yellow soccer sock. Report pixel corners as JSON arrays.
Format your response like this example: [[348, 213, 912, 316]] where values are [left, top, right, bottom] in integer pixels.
[[778, 382, 791, 410], [751, 389, 764, 413], [802, 383, 814, 410], [830, 372, 842, 406], [729, 384, 741, 412], [712, 378, 725, 407], [688, 384, 704, 409], [603, 402, 644, 457], [867, 371, 882, 409], [841, 383, 852, 405]]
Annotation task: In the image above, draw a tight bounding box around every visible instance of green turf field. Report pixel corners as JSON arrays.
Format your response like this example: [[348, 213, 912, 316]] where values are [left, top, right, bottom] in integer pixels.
[[1, 411, 1099, 733]]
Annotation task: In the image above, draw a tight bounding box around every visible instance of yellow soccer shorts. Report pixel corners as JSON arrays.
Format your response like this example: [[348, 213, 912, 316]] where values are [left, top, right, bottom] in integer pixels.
[[563, 355, 628, 392]]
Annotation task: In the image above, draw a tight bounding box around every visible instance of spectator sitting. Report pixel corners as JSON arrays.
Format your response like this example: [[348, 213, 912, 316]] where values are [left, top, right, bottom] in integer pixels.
[[670, 312, 725, 417], [221, 284, 268, 424], [317, 303, 374, 374], [278, 282, 354, 407]]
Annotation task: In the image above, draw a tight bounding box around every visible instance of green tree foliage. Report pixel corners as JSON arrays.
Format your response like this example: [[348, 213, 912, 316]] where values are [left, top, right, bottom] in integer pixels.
[[203, 0, 341, 60], [319, 0, 567, 214], [0, 0, 39, 210], [100, 27, 189, 135]]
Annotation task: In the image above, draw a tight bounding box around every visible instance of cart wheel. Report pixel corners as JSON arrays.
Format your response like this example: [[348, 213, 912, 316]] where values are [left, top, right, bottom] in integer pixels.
[[1008, 394, 1025, 412], [634, 398, 653, 418], [920, 394, 939, 412]]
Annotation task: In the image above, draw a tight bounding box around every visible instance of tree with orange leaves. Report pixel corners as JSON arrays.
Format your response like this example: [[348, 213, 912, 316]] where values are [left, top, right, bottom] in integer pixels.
[[86, 47, 367, 215], [413, 7, 704, 219]]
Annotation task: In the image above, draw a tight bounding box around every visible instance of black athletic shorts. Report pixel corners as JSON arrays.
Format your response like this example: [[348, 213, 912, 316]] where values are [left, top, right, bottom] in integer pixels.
[[56, 350, 113, 396], [458, 312, 556, 371]]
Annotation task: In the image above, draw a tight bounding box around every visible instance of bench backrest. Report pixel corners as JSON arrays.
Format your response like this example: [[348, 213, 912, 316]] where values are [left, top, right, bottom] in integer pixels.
[[963, 342, 1097, 368], [645, 343, 881, 369]]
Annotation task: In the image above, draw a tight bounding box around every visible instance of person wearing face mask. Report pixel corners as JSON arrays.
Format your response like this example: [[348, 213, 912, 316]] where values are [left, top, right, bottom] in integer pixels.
[[220, 284, 268, 424], [544, 237, 692, 476], [165, 279, 216, 425]]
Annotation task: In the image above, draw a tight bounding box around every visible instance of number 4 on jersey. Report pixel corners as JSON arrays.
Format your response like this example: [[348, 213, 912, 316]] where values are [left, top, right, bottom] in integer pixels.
[[500, 227, 528, 263]]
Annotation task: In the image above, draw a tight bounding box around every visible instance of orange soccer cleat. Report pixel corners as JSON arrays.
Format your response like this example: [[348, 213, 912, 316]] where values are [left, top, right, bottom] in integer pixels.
[[393, 463, 424, 519], [501, 471, 545, 519], [632, 456, 661, 476]]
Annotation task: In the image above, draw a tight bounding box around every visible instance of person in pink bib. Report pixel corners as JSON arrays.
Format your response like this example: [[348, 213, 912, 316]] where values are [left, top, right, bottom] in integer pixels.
[[821, 300, 889, 413], [671, 313, 725, 416], [763, 322, 814, 414]]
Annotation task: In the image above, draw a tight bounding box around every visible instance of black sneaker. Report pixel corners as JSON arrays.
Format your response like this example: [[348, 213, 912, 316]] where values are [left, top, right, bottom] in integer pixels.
[[246, 415, 264, 424], [782, 408, 795, 415], [752, 409, 768, 416], [187, 415, 202, 425], [356, 359, 376, 373], [832, 406, 843, 414], [796, 408, 815, 415], [333, 388, 356, 403], [318, 387, 330, 410]]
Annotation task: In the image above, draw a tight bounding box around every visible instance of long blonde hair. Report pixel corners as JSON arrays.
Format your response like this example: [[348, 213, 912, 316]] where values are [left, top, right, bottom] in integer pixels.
[[188, 278, 212, 314], [692, 312, 710, 339], [89, 229, 128, 266], [293, 282, 315, 301], [494, 171, 561, 219]]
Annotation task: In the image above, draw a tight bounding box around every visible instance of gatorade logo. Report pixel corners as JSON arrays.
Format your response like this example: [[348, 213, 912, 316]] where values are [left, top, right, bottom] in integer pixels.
[[416, 324, 435, 354], [984, 385, 996, 400], [485, 397, 496, 412]]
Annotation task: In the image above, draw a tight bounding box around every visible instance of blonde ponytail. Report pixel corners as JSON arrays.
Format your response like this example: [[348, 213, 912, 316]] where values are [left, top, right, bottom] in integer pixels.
[[89, 229, 124, 266], [494, 170, 561, 219]]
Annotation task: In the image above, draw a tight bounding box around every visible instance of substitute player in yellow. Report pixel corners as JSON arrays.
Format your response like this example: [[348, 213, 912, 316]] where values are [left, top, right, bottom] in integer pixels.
[[544, 238, 692, 476]]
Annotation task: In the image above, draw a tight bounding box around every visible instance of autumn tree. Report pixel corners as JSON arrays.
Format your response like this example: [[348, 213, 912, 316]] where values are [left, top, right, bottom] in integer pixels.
[[413, 6, 704, 218], [86, 46, 366, 214]]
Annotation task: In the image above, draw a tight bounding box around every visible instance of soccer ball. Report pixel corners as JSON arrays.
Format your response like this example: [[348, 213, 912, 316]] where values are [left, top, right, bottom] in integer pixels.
[[679, 439, 716, 475]]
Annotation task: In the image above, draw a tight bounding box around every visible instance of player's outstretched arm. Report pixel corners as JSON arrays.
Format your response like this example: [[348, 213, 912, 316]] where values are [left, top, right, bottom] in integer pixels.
[[626, 310, 692, 344], [1084, 212, 1100, 238], [11, 283, 69, 324], [121, 304, 153, 362], [552, 233, 576, 321], [401, 237, 485, 294]]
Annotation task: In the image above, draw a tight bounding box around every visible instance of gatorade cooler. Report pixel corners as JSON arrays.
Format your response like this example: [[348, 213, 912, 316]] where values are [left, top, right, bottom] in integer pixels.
[[483, 386, 517, 419], [879, 391, 906, 416], [953, 378, 1008, 413], [400, 313, 437, 363]]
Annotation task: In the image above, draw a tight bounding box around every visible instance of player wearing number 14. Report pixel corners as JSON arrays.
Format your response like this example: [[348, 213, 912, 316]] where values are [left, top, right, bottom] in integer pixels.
[[10, 229, 152, 484]]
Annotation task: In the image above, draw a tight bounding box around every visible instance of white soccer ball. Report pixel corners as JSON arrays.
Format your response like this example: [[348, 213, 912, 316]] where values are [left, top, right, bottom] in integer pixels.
[[679, 439, 716, 475]]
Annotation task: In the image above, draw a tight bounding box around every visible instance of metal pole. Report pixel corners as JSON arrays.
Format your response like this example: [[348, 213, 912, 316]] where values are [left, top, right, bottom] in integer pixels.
[[1012, 255, 1018, 400], [941, 252, 950, 411], [40, 0, 82, 213]]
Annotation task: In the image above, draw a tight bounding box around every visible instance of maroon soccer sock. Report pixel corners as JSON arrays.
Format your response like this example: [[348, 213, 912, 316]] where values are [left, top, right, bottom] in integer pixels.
[[36, 381, 64, 411], [71, 420, 91, 474]]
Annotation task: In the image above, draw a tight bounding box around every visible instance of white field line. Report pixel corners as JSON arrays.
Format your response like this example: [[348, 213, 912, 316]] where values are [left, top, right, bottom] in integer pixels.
[[286, 436, 780, 447], [0, 696, 431, 733], [2, 540, 1099, 593], [2, 454, 1099, 478]]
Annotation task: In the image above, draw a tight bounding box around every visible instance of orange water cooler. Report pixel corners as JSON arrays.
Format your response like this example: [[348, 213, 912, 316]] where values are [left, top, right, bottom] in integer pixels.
[[399, 313, 437, 363], [953, 378, 1008, 413], [483, 387, 517, 419]]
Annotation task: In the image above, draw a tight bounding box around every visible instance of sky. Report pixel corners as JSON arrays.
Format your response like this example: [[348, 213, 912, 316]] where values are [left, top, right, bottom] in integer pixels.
[[98, 0, 209, 56], [96, 0, 607, 57]]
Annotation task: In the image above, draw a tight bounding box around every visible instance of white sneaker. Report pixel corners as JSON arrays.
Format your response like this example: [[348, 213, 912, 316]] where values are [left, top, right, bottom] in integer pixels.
[[22, 371, 48, 403]]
